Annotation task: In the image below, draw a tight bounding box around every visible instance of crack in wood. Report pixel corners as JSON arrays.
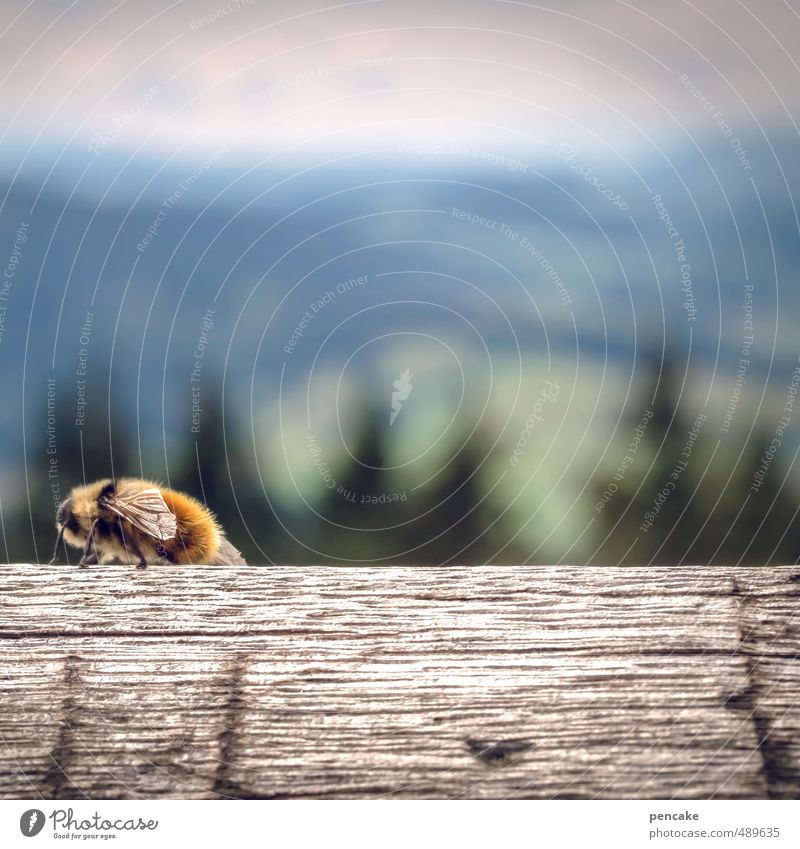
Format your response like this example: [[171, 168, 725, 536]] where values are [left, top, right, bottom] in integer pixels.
[[42, 654, 88, 800], [5, 632, 793, 660], [725, 578, 800, 799], [466, 737, 533, 765], [211, 654, 251, 800]]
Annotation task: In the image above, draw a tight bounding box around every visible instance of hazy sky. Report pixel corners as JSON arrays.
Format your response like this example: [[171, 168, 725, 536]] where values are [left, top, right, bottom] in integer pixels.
[[1, 0, 798, 158]]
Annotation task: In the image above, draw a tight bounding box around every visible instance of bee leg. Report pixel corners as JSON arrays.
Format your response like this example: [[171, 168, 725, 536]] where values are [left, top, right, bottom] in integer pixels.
[[48, 525, 65, 565], [127, 537, 148, 570], [116, 518, 148, 569], [78, 519, 100, 568]]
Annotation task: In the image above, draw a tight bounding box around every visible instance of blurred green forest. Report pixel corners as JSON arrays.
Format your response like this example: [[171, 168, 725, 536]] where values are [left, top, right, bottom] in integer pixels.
[[7, 355, 800, 567]]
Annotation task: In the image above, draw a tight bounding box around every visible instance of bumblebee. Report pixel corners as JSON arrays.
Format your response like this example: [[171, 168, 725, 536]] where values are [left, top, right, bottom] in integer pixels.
[[50, 478, 246, 568]]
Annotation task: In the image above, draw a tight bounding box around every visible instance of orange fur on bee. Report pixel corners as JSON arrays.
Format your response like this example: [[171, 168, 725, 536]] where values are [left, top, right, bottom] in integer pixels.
[[158, 486, 221, 564]]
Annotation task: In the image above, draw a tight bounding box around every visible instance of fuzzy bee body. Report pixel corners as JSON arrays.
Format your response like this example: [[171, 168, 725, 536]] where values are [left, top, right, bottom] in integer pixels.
[[51, 478, 246, 568]]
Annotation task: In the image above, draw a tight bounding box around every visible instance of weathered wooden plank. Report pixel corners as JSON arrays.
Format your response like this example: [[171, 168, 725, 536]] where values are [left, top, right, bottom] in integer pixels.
[[0, 565, 797, 799], [0, 641, 765, 799], [0, 565, 752, 646]]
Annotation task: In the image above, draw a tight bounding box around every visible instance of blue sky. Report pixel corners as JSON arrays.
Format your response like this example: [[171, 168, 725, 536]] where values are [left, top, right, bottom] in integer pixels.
[[1, 0, 798, 161]]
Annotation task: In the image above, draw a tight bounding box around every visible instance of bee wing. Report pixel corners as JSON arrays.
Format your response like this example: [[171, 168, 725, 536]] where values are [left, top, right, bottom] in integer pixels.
[[106, 487, 178, 541]]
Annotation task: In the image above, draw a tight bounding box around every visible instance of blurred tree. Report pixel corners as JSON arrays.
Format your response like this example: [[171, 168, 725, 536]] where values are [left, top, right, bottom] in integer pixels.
[[315, 406, 396, 562], [404, 428, 530, 565], [408, 434, 494, 564], [590, 355, 705, 565], [309, 408, 526, 564], [168, 387, 287, 564], [591, 353, 800, 566], [694, 434, 800, 565]]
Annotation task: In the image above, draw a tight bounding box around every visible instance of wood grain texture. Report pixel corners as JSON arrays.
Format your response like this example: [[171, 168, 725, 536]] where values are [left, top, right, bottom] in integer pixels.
[[0, 564, 798, 799]]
